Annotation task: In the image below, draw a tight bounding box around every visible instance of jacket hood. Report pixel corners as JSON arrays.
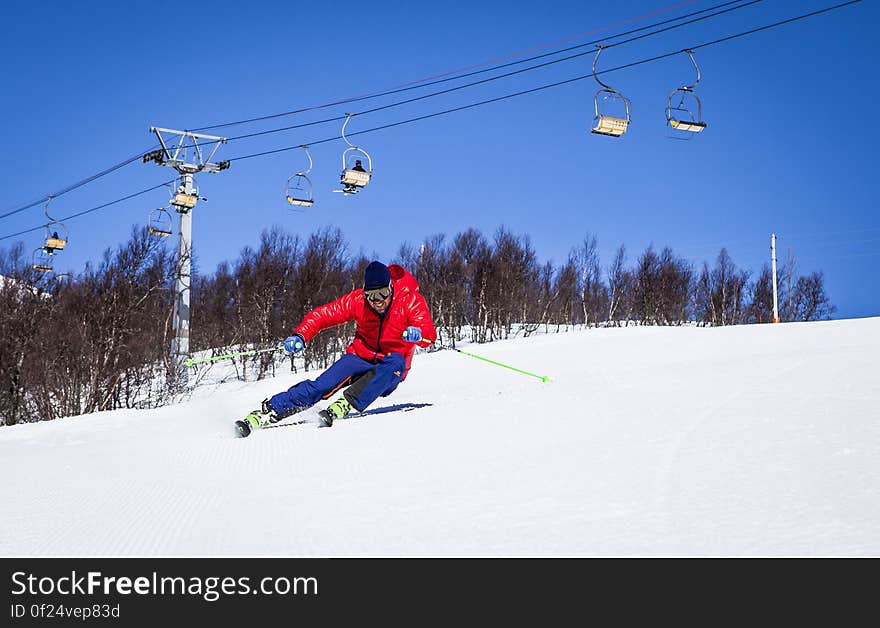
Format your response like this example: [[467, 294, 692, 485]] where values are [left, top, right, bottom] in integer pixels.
[[389, 264, 419, 294]]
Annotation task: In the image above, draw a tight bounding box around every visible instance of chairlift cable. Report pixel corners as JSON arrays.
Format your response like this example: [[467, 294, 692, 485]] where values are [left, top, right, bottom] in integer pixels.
[[191, 0, 753, 132], [226, 0, 862, 162], [209, 0, 767, 145], [0, 0, 865, 241], [0, 0, 759, 217], [0, 148, 158, 220], [0, 180, 177, 242]]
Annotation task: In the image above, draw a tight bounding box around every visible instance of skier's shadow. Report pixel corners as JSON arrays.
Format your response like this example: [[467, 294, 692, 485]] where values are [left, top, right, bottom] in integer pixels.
[[354, 402, 433, 417], [265, 402, 433, 430]]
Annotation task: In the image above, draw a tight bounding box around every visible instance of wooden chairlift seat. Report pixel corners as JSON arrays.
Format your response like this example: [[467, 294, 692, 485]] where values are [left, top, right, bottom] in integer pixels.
[[341, 169, 371, 186], [33, 245, 54, 273], [592, 115, 629, 137], [670, 119, 707, 133], [45, 236, 67, 251], [172, 193, 198, 209], [286, 196, 314, 207], [147, 207, 174, 237], [148, 225, 173, 237]]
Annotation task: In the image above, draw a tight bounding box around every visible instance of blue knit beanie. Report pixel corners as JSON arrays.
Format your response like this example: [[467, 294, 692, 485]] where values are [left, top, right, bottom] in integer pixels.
[[363, 261, 391, 289]]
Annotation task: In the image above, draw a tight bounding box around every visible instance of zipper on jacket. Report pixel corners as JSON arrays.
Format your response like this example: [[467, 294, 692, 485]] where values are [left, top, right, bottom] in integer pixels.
[[375, 310, 386, 354]]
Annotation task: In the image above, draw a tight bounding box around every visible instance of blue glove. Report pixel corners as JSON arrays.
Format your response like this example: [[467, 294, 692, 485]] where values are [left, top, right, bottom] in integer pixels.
[[402, 326, 422, 343], [284, 334, 306, 355]]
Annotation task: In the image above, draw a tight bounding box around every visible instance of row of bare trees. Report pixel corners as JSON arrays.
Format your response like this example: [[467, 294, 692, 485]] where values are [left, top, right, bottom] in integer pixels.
[[1, 225, 834, 425], [1, 229, 174, 425], [399, 229, 834, 344]]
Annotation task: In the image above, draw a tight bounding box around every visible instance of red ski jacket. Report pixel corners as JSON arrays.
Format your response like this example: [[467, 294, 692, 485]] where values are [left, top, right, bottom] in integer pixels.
[[293, 264, 436, 380]]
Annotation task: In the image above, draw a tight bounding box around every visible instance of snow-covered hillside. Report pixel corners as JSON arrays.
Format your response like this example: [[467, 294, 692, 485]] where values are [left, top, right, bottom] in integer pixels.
[[1, 319, 878, 557]]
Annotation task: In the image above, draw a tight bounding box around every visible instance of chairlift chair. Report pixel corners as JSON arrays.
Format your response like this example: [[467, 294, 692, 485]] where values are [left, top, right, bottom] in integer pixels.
[[44, 226, 67, 252], [590, 46, 632, 138], [147, 206, 174, 237], [334, 115, 372, 195], [593, 113, 630, 137], [32, 247, 54, 273], [41, 198, 68, 252], [286, 176, 315, 207], [665, 50, 707, 137], [285, 146, 315, 207], [340, 149, 372, 191], [171, 192, 198, 210], [669, 117, 707, 133]]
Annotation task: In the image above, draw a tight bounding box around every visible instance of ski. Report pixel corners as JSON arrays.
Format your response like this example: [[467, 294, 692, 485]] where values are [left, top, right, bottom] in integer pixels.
[[234, 402, 433, 438]]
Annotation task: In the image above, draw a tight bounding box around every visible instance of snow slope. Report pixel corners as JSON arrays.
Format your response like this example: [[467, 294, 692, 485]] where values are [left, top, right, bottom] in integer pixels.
[[1, 319, 878, 557]]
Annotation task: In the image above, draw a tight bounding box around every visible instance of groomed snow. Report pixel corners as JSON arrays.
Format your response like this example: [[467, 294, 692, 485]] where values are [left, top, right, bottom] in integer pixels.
[[1, 318, 878, 557]]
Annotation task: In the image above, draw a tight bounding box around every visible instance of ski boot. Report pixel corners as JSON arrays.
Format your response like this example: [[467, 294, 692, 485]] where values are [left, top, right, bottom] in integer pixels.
[[235, 398, 279, 438], [317, 395, 352, 428]]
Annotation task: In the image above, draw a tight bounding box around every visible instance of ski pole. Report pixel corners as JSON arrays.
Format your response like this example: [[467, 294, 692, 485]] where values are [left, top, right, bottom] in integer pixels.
[[185, 345, 285, 367], [448, 346, 550, 383]]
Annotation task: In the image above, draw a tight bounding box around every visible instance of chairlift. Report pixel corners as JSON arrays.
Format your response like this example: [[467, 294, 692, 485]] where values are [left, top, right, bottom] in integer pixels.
[[171, 191, 198, 210], [285, 146, 315, 208], [591, 46, 632, 138], [165, 177, 200, 210], [333, 114, 372, 195], [148, 206, 174, 237], [42, 198, 68, 253], [666, 49, 707, 138], [44, 225, 68, 253], [32, 247, 54, 273]]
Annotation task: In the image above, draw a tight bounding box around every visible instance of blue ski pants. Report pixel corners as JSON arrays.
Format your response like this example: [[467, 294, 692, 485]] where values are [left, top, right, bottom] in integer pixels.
[[268, 352, 405, 418]]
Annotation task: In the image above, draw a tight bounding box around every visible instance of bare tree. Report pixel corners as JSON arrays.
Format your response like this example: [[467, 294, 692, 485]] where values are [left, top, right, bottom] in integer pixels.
[[656, 247, 693, 325], [792, 271, 836, 321], [694, 248, 750, 326], [607, 244, 629, 325], [575, 234, 606, 327], [745, 264, 775, 324], [551, 254, 580, 329], [632, 245, 662, 325], [0, 244, 55, 424], [777, 249, 797, 322]]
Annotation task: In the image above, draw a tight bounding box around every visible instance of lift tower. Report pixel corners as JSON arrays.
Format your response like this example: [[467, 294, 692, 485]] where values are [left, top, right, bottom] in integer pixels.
[[143, 127, 229, 386]]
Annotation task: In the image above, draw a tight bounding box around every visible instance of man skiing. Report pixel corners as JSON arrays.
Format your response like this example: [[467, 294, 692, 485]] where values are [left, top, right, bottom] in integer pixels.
[[236, 261, 436, 436]]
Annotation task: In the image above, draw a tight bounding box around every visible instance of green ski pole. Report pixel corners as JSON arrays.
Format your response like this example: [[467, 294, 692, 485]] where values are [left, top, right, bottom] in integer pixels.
[[449, 346, 550, 383], [185, 345, 285, 367]]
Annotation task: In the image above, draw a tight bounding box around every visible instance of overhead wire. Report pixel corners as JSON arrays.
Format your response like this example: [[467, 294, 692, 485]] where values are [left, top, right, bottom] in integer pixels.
[[797, 250, 880, 262], [0, 149, 155, 220], [0, 180, 177, 242], [677, 230, 880, 266], [678, 225, 880, 255], [0, 0, 865, 243], [191, 0, 752, 133], [227, 0, 863, 163], [0, 0, 756, 218], [215, 0, 765, 145], [780, 226, 880, 240]]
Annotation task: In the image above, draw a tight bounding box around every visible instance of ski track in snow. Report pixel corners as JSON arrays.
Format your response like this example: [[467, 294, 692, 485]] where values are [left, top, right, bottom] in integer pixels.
[[1, 319, 878, 556]]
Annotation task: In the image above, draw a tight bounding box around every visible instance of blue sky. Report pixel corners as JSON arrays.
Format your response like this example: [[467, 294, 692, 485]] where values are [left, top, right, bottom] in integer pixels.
[[1, 0, 877, 318]]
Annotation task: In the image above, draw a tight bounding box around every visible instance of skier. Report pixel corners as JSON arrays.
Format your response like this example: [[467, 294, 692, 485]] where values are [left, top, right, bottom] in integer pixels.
[[237, 261, 437, 436]]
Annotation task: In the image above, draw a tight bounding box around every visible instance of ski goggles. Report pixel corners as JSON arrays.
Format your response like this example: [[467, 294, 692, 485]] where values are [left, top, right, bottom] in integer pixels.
[[364, 285, 392, 302]]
